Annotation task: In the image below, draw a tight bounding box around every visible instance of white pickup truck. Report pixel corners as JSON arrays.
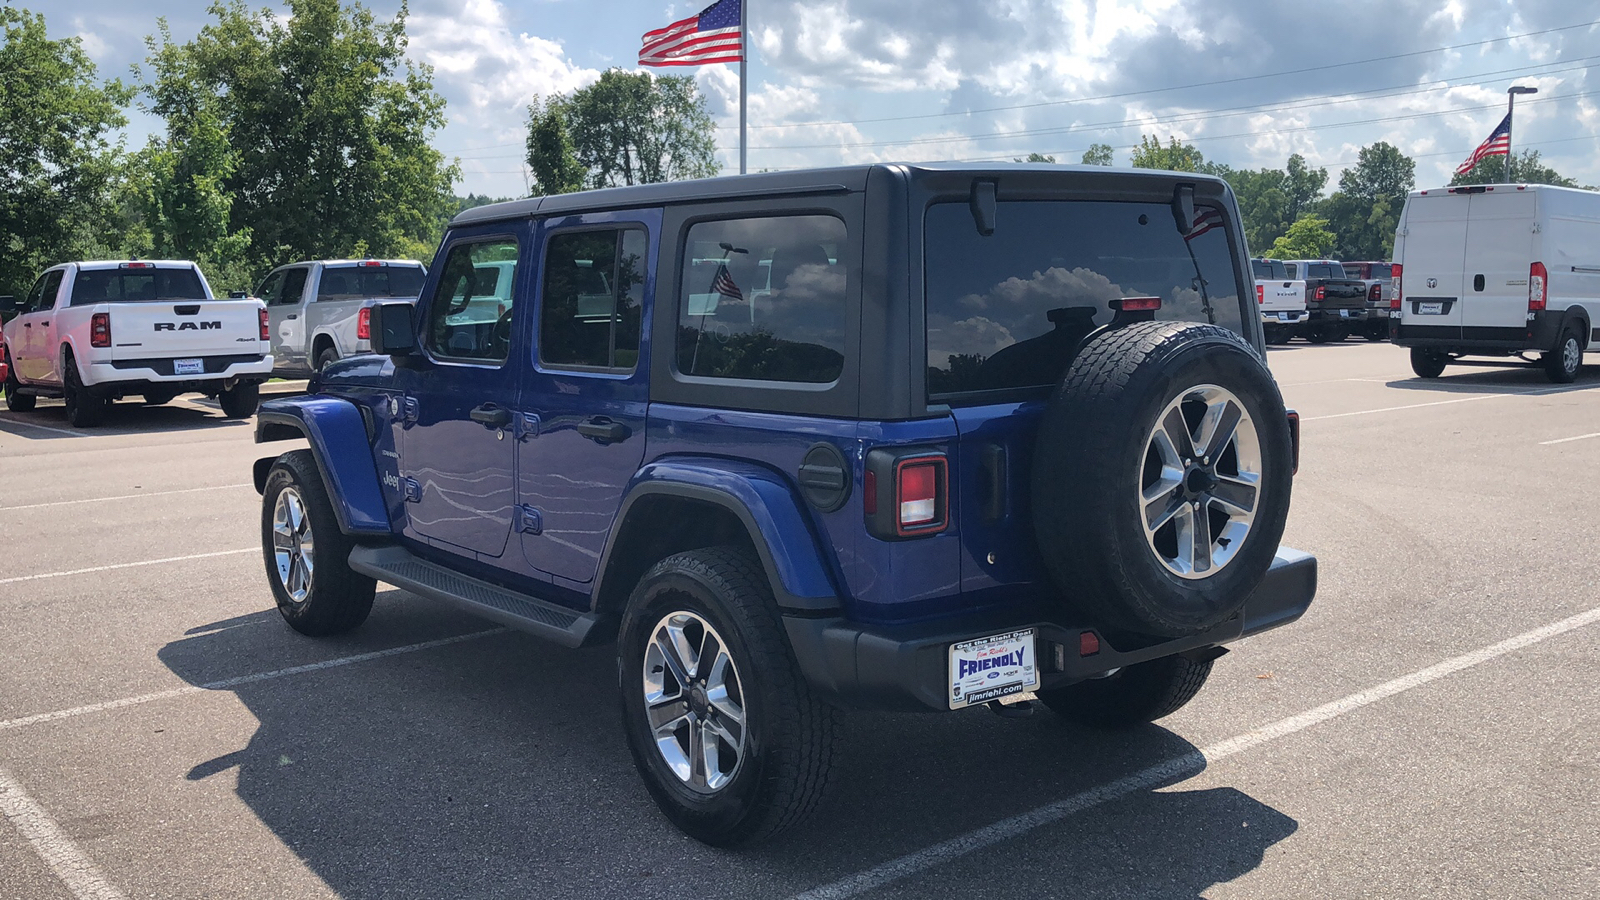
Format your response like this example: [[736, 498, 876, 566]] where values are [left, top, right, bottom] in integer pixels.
[[257, 259, 426, 375], [1252, 257, 1308, 344], [1, 260, 271, 427]]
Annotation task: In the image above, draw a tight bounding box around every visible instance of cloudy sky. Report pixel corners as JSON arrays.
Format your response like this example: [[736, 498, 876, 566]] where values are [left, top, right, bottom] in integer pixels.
[[48, 0, 1600, 198]]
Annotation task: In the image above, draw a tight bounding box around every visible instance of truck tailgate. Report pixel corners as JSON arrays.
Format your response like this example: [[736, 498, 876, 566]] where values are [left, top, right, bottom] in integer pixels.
[[108, 301, 265, 361]]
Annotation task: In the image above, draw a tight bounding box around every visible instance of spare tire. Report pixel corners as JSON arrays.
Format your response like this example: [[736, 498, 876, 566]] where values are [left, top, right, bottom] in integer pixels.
[[1031, 320, 1293, 638]]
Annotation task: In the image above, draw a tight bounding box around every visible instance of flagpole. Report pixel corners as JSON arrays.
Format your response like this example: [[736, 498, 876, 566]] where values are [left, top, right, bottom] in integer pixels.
[[739, 0, 747, 174]]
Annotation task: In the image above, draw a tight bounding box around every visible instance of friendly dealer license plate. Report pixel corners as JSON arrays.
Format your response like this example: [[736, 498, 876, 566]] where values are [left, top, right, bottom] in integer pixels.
[[948, 629, 1038, 709], [1418, 302, 1444, 315], [1276, 312, 1294, 322], [1338, 309, 1353, 318], [173, 358, 204, 375]]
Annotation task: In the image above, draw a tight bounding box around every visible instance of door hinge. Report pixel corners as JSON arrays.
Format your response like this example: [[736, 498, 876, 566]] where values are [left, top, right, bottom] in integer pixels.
[[517, 412, 541, 441], [402, 477, 422, 503], [400, 396, 419, 426], [514, 505, 543, 535]]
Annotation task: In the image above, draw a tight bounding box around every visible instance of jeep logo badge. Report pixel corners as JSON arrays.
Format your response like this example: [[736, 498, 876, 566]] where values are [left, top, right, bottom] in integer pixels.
[[1426, 277, 1438, 288], [154, 321, 223, 331]]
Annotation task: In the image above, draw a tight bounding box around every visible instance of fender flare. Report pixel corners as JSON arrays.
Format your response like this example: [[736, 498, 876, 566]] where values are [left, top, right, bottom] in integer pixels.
[[1559, 305, 1592, 348], [595, 457, 842, 615], [252, 396, 390, 536]]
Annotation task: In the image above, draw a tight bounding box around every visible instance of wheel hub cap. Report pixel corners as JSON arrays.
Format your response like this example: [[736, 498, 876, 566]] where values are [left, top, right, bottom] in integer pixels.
[[1139, 384, 1264, 580], [641, 611, 746, 793], [271, 487, 315, 603]]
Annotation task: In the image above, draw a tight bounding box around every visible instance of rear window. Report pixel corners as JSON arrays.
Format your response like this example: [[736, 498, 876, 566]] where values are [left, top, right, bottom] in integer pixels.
[[316, 265, 426, 301], [70, 267, 206, 305], [1252, 259, 1288, 280], [925, 200, 1244, 398], [1306, 264, 1341, 279]]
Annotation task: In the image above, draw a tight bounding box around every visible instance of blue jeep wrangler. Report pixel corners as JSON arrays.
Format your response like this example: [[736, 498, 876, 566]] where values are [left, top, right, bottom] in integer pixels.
[[252, 163, 1315, 846]]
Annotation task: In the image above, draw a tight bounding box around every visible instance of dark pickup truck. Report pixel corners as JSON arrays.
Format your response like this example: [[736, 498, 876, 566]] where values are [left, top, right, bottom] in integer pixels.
[[1286, 259, 1368, 343]]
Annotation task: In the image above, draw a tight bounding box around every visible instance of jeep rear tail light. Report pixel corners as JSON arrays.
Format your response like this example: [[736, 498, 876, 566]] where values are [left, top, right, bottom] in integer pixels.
[[1529, 262, 1547, 311], [864, 449, 948, 539], [1315, 286, 1326, 301], [357, 306, 371, 340], [90, 312, 111, 347], [1390, 263, 1403, 310], [258, 307, 270, 340], [1256, 284, 1265, 304]]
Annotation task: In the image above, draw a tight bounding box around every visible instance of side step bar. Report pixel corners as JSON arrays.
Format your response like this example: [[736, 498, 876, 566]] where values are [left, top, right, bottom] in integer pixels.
[[348, 545, 601, 648]]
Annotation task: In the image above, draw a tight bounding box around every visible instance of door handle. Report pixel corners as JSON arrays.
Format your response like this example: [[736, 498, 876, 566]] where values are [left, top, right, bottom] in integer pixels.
[[285, 314, 298, 320], [470, 404, 511, 428], [576, 418, 630, 443]]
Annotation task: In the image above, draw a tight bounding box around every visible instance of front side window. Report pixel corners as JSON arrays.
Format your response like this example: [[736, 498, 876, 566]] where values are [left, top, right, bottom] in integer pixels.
[[69, 267, 205, 305], [677, 214, 848, 384], [540, 228, 646, 371], [424, 239, 519, 364], [925, 200, 1245, 398]]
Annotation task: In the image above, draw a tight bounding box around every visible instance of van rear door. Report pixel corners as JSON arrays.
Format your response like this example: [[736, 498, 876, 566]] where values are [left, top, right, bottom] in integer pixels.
[[1461, 190, 1537, 340], [1399, 193, 1471, 336]]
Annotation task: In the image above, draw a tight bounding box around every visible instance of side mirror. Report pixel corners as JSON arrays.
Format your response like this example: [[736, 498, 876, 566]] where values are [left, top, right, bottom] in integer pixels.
[[370, 302, 417, 355], [228, 290, 249, 299]]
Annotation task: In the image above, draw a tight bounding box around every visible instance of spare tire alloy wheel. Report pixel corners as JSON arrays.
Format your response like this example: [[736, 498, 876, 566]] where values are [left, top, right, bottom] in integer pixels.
[[642, 611, 746, 793], [1140, 384, 1262, 580]]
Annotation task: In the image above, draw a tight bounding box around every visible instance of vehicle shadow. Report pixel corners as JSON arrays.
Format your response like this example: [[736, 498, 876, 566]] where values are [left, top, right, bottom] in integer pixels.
[[0, 397, 252, 438], [1382, 364, 1600, 395], [159, 599, 1296, 899]]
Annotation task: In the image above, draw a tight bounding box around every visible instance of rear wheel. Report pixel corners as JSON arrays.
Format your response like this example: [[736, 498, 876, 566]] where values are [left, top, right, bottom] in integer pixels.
[[260, 449, 375, 636], [62, 353, 108, 428], [1410, 348, 1448, 379], [1262, 324, 1289, 345], [315, 345, 339, 372], [1543, 329, 1582, 384], [219, 381, 260, 418], [4, 370, 35, 411], [1039, 654, 1214, 728], [1364, 321, 1388, 341]]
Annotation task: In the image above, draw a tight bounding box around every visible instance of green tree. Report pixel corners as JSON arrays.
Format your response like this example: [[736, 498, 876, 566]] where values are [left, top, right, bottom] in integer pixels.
[[1080, 143, 1114, 166], [1012, 152, 1056, 163], [1270, 215, 1336, 259], [1320, 141, 1414, 260], [529, 69, 718, 191], [1226, 167, 1293, 254], [145, 0, 458, 272], [1130, 135, 1205, 172], [1452, 148, 1578, 187], [1284, 154, 1327, 222], [0, 7, 132, 296]]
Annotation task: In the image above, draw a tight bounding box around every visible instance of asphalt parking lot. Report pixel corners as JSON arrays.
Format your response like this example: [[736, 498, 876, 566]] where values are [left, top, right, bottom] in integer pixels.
[[2, 343, 1597, 900]]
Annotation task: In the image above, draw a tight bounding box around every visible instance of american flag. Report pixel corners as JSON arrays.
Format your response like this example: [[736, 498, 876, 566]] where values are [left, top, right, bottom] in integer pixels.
[[639, 0, 743, 67], [1185, 206, 1225, 241], [711, 263, 743, 302], [1455, 113, 1512, 175]]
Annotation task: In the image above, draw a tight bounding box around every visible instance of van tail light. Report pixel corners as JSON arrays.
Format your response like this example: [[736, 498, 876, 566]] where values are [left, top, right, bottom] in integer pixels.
[[1286, 409, 1300, 475], [1390, 263, 1403, 310], [1529, 262, 1547, 311], [90, 312, 111, 348], [1256, 284, 1265, 304], [357, 306, 372, 340], [1315, 286, 1326, 301], [864, 449, 948, 539], [259, 307, 270, 341]]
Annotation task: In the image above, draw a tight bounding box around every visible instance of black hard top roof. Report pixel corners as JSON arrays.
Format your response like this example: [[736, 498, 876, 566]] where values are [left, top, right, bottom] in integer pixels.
[[449, 162, 1231, 227]]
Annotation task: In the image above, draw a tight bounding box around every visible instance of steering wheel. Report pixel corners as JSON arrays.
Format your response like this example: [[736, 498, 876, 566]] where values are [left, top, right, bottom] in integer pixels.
[[489, 307, 514, 357]]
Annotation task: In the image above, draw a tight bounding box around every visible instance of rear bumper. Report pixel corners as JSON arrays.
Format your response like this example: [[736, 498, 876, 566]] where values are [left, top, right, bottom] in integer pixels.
[[784, 547, 1318, 712], [1306, 307, 1366, 324], [1391, 313, 1562, 354], [88, 354, 273, 387], [1260, 311, 1305, 325]]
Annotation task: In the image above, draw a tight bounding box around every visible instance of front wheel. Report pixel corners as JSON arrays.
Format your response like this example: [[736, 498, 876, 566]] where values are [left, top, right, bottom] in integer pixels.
[[219, 382, 260, 418], [1543, 329, 1582, 384], [1410, 348, 1448, 379], [260, 449, 375, 635], [1039, 654, 1213, 728], [618, 547, 836, 847], [4, 370, 35, 411]]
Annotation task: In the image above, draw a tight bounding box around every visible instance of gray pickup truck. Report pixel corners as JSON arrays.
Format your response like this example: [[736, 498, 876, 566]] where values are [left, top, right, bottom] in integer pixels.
[[256, 259, 426, 375]]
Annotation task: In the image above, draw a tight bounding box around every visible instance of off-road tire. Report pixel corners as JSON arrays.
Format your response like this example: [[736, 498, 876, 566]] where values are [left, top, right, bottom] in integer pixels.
[[1543, 328, 1582, 384], [1031, 321, 1294, 638], [62, 352, 108, 428], [1039, 654, 1214, 728], [4, 371, 35, 411], [618, 546, 837, 847], [260, 449, 375, 636], [1410, 348, 1448, 379], [219, 382, 260, 418]]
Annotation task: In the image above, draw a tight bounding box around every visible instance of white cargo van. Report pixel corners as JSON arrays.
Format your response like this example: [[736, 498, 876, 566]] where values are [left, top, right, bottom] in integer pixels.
[[1391, 184, 1600, 382]]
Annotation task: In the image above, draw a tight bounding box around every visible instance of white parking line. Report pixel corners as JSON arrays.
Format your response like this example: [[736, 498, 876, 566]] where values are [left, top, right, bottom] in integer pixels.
[[792, 604, 1600, 900], [1301, 381, 1600, 422], [0, 769, 127, 900], [1539, 431, 1600, 446], [0, 417, 82, 437], [0, 484, 254, 511], [0, 549, 256, 586], [0, 628, 508, 732]]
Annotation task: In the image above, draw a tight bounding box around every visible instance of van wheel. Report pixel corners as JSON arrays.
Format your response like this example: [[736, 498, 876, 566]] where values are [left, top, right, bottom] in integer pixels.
[[219, 382, 260, 418], [618, 546, 836, 847], [62, 353, 108, 428], [1039, 655, 1214, 728], [1543, 329, 1582, 384], [261, 449, 375, 635], [1410, 349, 1448, 379], [4, 371, 35, 411]]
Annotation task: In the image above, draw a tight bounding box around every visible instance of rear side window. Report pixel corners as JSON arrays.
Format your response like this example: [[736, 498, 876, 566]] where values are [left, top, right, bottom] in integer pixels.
[[424, 240, 519, 364], [677, 214, 848, 384], [316, 265, 426, 300], [925, 200, 1244, 397], [70, 267, 206, 305], [540, 229, 646, 371]]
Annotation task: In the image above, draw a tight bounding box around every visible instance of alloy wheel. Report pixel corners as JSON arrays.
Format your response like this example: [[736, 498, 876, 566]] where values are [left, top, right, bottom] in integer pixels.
[[642, 610, 747, 793]]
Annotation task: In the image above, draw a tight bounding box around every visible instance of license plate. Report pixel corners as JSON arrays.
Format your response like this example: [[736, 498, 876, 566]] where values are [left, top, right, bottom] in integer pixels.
[[173, 358, 204, 375], [1338, 309, 1352, 318], [949, 629, 1038, 709], [1276, 312, 1296, 322], [1418, 302, 1444, 315]]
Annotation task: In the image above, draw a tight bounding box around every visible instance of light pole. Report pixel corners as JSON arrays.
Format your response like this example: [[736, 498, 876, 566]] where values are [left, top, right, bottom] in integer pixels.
[[1506, 85, 1537, 182]]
